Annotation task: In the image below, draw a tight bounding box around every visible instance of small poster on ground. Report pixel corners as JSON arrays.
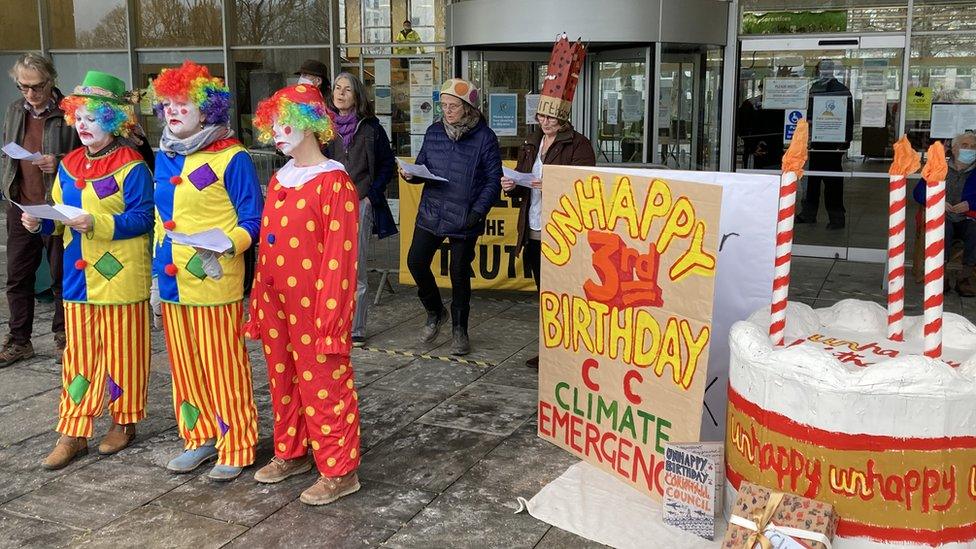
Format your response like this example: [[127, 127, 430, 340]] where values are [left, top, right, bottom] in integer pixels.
[[662, 441, 724, 540]]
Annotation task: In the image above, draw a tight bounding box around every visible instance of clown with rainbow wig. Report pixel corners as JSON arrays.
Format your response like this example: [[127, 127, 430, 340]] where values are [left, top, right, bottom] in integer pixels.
[[243, 83, 362, 505], [150, 60, 262, 481], [21, 70, 154, 470]]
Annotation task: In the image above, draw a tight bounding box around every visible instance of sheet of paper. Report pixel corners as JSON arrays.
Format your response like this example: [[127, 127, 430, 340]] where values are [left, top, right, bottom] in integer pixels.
[[2, 142, 42, 161], [12, 201, 88, 222], [502, 166, 538, 188], [930, 104, 958, 139], [396, 158, 447, 182], [167, 228, 233, 253], [860, 92, 887, 128]]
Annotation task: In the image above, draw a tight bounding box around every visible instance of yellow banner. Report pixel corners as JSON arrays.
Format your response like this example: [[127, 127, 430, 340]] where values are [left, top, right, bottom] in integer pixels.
[[397, 160, 535, 291]]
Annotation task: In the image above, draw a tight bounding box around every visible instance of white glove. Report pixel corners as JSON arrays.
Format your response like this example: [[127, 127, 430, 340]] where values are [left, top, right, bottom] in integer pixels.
[[199, 250, 224, 280], [150, 276, 163, 330]]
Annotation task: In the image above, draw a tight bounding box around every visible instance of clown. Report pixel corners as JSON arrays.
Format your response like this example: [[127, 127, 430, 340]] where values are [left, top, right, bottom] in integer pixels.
[[243, 84, 361, 505], [21, 70, 153, 470], [150, 61, 262, 481]]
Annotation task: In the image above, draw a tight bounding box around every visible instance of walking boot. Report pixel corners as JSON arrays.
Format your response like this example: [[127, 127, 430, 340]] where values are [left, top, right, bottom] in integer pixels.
[[54, 332, 66, 365], [957, 269, 976, 297], [0, 339, 34, 368], [450, 326, 470, 356], [300, 471, 361, 506], [41, 436, 88, 470], [254, 455, 313, 483], [98, 423, 136, 455], [166, 441, 218, 473], [419, 307, 448, 344]]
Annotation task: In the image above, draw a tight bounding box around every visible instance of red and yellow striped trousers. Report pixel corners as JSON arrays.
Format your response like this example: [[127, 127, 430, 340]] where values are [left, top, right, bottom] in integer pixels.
[[57, 301, 150, 438], [162, 302, 258, 467]]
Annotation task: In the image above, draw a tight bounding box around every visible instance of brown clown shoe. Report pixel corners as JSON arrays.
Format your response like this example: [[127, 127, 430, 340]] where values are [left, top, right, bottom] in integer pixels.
[[98, 423, 136, 455], [41, 436, 88, 470], [254, 455, 313, 484], [299, 471, 361, 506]]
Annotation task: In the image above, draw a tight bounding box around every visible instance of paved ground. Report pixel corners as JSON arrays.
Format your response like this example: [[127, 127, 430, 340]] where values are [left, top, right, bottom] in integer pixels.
[[0, 233, 973, 548]]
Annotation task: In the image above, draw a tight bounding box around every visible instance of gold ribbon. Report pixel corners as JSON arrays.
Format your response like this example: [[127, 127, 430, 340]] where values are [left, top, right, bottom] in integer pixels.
[[742, 492, 785, 549]]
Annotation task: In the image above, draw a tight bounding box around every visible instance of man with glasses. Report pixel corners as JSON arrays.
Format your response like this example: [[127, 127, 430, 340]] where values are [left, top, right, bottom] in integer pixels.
[[0, 52, 79, 367]]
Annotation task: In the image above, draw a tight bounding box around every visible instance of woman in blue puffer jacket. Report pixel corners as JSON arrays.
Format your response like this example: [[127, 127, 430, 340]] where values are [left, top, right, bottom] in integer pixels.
[[399, 78, 502, 356]]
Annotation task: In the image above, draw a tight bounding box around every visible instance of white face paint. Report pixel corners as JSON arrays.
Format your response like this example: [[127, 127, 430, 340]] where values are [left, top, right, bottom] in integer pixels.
[[272, 121, 304, 156], [162, 100, 203, 139], [75, 106, 110, 148]]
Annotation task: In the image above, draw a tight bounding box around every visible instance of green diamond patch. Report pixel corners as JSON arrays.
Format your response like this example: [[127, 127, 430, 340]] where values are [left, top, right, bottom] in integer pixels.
[[180, 400, 201, 431], [66, 374, 90, 405], [93, 252, 124, 280], [186, 254, 207, 280]]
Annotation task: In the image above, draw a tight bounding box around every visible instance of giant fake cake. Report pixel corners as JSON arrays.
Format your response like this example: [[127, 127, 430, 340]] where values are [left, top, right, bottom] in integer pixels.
[[724, 299, 976, 548]]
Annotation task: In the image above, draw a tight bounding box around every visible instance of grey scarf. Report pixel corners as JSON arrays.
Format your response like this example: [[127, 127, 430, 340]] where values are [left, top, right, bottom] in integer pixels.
[[443, 105, 481, 141], [160, 125, 233, 156]]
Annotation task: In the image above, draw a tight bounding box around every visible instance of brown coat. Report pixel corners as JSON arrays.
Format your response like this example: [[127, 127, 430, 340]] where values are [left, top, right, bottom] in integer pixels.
[[508, 126, 596, 254]]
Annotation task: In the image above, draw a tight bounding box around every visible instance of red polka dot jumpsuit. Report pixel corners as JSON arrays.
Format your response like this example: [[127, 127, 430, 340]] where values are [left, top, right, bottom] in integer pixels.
[[244, 159, 361, 476]]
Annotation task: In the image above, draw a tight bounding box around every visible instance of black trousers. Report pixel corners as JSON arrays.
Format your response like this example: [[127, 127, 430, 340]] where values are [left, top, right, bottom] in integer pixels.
[[406, 227, 477, 329], [802, 151, 846, 221], [524, 238, 541, 291], [5, 203, 64, 344]]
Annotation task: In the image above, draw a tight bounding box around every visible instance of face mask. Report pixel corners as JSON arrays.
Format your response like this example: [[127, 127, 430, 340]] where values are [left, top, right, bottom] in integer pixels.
[[958, 148, 976, 165], [163, 100, 203, 139], [273, 122, 304, 156], [75, 106, 110, 147]]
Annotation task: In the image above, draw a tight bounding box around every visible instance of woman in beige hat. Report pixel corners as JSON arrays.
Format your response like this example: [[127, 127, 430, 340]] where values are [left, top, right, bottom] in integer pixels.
[[399, 78, 502, 355]]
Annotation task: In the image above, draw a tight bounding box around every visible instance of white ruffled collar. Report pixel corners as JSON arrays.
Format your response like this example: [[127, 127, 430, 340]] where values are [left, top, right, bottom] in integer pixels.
[[275, 158, 346, 188]]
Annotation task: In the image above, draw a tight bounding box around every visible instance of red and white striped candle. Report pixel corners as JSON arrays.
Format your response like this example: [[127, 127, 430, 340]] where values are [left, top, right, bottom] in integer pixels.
[[769, 119, 808, 346], [920, 140, 948, 359], [887, 173, 908, 341], [923, 175, 946, 358], [769, 169, 797, 346]]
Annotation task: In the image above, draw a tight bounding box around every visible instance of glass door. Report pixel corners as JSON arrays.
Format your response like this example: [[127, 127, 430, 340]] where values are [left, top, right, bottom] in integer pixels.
[[736, 35, 906, 260], [589, 48, 649, 164]]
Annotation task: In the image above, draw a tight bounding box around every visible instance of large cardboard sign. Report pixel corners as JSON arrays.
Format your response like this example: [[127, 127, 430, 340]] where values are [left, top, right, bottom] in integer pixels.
[[397, 159, 536, 291], [537, 166, 723, 501]]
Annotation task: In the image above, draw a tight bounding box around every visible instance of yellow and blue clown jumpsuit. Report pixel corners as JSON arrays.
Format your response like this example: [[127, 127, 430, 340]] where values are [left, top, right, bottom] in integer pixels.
[[153, 137, 263, 468], [47, 145, 154, 437]]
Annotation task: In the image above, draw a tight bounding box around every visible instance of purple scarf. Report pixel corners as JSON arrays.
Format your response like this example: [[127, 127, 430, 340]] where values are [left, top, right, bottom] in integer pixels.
[[334, 111, 359, 149]]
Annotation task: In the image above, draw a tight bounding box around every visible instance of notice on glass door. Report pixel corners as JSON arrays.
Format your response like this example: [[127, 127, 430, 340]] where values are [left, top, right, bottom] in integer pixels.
[[762, 77, 808, 110], [860, 92, 887, 128], [525, 94, 540, 125], [811, 95, 848, 143], [621, 89, 642, 123], [489, 93, 518, 136]]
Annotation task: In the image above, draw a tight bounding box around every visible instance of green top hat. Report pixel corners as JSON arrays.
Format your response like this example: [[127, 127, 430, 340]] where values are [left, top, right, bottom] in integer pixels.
[[71, 70, 127, 103]]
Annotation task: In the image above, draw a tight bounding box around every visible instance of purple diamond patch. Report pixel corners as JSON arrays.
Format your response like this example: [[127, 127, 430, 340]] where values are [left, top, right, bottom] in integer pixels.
[[187, 163, 219, 191], [216, 414, 230, 436], [92, 176, 119, 199], [107, 375, 123, 402]]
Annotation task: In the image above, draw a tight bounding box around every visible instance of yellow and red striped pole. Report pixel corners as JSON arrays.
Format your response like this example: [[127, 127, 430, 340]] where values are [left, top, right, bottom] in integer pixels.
[[770, 119, 808, 346], [920, 142, 948, 359], [886, 137, 920, 341]]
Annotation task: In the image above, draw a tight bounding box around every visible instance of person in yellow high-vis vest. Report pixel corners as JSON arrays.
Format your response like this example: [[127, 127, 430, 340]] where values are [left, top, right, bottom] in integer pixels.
[[150, 61, 262, 481]]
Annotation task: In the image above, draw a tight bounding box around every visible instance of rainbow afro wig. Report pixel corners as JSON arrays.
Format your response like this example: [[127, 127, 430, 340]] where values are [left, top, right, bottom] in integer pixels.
[[60, 96, 136, 137], [150, 60, 231, 125], [253, 83, 335, 145]]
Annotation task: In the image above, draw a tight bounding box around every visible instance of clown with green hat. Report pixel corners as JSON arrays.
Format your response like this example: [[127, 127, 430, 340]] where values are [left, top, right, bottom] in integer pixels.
[[23, 69, 155, 470]]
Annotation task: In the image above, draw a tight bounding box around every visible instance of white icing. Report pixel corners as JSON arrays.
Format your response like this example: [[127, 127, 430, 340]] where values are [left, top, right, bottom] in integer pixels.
[[733, 299, 976, 438]]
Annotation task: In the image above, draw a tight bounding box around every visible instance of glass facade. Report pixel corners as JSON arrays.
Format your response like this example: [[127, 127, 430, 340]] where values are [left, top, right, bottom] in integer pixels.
[[0, 0, 449, 177]]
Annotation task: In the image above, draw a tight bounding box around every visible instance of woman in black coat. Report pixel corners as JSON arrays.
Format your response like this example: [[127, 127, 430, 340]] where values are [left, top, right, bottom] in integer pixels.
[[399, 78, 502, 356], [325, 72, 398, 348]]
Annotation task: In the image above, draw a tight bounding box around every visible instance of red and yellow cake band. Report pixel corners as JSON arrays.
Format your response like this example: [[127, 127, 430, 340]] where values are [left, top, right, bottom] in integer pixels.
[[57, 302, 150, 437], [162, 302, 258, 467], [725, 386, 976, 545]]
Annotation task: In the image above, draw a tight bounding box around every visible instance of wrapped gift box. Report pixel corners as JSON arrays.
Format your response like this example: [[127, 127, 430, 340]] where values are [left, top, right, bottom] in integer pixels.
[[723, 481, 838, 549]]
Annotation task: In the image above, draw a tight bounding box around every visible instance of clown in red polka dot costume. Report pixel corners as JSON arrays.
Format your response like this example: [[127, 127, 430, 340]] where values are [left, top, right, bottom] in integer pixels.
[[244, 84, 363, 506]]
